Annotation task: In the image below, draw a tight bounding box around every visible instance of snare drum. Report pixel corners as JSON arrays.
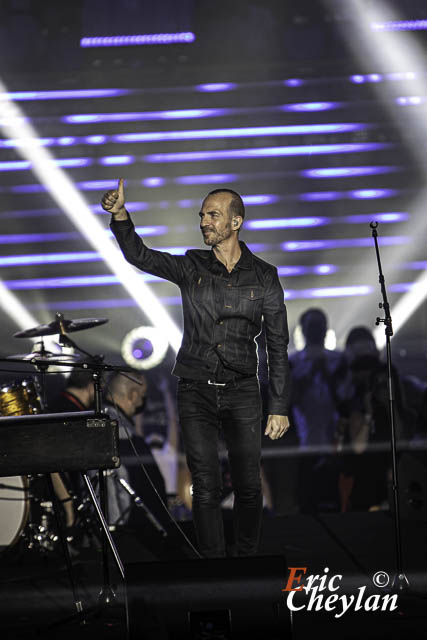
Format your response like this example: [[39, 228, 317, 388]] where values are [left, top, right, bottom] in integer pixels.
[[0, 379, 42, 416], [0, 476, 29, 550]]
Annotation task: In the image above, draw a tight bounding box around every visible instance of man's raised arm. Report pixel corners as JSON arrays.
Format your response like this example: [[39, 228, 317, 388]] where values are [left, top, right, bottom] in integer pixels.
[[102, 178, 185, 285]]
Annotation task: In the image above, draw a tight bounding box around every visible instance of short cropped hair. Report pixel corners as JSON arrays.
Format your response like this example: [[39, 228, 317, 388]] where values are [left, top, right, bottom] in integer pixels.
[[207, 188, 245, 221]]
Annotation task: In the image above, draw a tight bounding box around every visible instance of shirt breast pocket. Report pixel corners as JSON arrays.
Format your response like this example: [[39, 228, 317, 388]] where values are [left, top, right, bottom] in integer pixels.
[[191, 274, 213, 304], [237, 286, 264, 322]]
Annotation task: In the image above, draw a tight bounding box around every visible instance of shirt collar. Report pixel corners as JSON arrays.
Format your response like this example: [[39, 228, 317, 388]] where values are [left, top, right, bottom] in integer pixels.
[[208, 240, 253, 271]]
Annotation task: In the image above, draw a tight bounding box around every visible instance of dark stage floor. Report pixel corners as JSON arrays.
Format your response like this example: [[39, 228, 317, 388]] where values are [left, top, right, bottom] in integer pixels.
[[0, 511, 426, 639]]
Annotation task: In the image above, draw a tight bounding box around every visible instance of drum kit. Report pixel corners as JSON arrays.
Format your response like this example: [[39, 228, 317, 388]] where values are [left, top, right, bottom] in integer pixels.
[[0, 314, 109, 559]]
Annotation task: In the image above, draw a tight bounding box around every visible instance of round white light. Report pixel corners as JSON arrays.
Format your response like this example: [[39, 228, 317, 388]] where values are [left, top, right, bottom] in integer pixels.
[[121, 326, 169, 370]]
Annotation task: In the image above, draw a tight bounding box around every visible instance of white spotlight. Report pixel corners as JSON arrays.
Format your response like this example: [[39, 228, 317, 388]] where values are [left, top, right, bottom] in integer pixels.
[[121, 326, 169, 370]]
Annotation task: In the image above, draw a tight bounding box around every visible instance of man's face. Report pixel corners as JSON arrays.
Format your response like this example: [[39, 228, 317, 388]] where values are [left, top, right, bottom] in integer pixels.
[[199, 193, 233, 246]]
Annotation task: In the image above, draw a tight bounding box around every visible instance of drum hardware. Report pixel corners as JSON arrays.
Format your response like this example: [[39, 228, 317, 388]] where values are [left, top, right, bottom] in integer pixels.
[[1, 315, 141, 634], [6, 340, 81, 363], [13, 314, 109, 339]]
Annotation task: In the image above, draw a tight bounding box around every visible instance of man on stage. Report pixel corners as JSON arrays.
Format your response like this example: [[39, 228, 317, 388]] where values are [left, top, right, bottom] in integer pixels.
[[102, 179, 290, 558]]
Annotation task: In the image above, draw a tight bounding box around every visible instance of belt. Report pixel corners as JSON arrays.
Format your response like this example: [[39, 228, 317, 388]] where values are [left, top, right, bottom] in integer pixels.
[[207, 380, 227, 387], [181, 376, 255, 387]]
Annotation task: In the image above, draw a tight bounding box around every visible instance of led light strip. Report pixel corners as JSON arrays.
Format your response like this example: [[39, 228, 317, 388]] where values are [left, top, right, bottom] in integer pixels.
[[0, 80, 182, 351], [144, 142, 392, 163], [371, 20, 427, 32], [0, 73, 419, 104], [80, 33, 196, 47], [0, 122, 369, 149]]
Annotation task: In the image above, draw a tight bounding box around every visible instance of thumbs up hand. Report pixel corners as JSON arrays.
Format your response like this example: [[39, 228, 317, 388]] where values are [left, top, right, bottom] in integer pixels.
[[101, 178, 128, 220]]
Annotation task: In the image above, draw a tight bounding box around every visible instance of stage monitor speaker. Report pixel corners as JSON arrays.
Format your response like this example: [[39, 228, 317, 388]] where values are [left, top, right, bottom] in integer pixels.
[[126, 555, 291, 639]]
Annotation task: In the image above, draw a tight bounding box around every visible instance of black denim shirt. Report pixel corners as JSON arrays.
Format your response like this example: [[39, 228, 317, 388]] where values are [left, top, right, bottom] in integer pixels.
[[111, 217, 290, 415]]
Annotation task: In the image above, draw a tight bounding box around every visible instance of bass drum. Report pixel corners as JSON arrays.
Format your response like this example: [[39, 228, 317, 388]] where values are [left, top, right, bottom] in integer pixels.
[[0, 476, 29, 554], [0, 378, 42, 416]]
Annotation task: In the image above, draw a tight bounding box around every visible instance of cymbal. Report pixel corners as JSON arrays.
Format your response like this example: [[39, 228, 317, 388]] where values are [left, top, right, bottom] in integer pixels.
[[14, 317, 108, 339], [6, 351, 81, 362]]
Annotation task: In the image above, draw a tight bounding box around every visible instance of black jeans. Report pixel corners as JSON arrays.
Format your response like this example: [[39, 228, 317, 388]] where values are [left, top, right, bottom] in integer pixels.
[[177, 376, 263, 558]]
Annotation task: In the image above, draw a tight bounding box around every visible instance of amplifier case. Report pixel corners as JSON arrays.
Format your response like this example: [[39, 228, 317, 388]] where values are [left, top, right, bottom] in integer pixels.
[[0, 411, 120, 477]]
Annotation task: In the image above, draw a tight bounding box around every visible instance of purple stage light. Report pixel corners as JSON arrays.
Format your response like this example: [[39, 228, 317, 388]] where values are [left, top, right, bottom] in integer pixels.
[[80, 33, 195, 47], [144, 142, 391, 163], [0, 124, 373, 150], [62, 108, 226, 124], [285, 285, 373, 300], [277, 265, 338, 277], [5, 276, 120, 290], [300, 192, 341, 202], [134, 226, 168, 237], [247, 217, 327, 230], [11, 185, 45, 193], [27, 296, 182, 310], [389, 283, 413, 292], [242, 195, 279, 206], [113, 123, 367, 144], [0, 224, 166, 248], [77, 180, 117, 191], [155, 246, 196, 255], [124, 202, 150, 213], [5, 272, 161, 290], [402, 261, 427, 270], [314, 265, 338, 275], [283, 102, 340, 112], [0, 138, 53, 149], [246, 244, 273, 253], [142, 177, 166, 187], [99, 155, 134, 166], [350, 189, 398, 199], [3, 89, 129, 101], [387, 72, 416, 81], [177, 199, 197, 208], [284, 79, 304, 87], [282, 236, 408, 252], [371, 20, 427, 32], [0, 252, 100, 267], [344, 213, 408, 224], [302, 166, 399, 178], [396, 96, 423, 106], [195, 83, 237, 92], [349, 73, 382, 84], [58, 137, 76, 146], [175, 174, 238, 185], [0, 231, 79, 244], [84, 135, 107, 145], [0, 161, 30, 171], [57, 158, 93, 168], [277, 266, 311, 277]]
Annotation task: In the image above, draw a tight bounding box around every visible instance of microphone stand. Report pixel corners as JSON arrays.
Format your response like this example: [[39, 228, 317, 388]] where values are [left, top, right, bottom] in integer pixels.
[[53, 318, 124, 605], [370, 221, 409, 592]]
